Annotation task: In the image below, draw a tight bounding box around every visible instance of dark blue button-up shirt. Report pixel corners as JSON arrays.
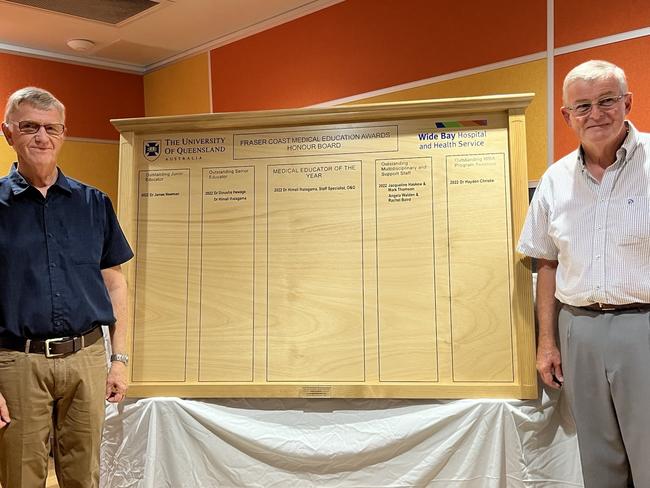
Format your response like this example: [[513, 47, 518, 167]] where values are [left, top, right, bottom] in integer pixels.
[[0, 164, 133, 339]]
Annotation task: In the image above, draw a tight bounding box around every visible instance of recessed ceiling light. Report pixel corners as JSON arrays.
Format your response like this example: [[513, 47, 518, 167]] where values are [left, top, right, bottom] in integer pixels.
[[66, 39, 95, 52]]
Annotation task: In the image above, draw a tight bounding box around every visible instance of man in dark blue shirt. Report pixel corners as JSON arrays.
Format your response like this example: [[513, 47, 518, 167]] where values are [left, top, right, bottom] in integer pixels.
[[0, 87, 133, 487]]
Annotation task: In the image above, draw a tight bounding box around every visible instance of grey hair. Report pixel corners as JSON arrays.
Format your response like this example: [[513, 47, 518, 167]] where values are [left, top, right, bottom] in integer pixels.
[[562, 60, 628, 105], [4, 86, 65, 121]]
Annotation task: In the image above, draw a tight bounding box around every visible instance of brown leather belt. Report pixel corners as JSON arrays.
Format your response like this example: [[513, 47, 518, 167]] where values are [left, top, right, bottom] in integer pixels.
[[579, 303, 650, 313], [0, 327, 103, 357]]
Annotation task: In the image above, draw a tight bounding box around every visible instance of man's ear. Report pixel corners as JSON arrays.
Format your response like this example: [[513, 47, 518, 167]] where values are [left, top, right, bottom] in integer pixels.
[[560, 107, 572, 128], [1, 122, 14, 146], [624, 92, 632, 116]]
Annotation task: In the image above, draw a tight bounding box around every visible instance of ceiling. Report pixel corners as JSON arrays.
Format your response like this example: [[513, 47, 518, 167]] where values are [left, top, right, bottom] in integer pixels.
[[0, 0, 341, 73]]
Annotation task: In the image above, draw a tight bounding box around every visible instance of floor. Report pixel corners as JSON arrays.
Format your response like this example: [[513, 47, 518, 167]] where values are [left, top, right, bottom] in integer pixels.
[[46, 457, 60, 488]]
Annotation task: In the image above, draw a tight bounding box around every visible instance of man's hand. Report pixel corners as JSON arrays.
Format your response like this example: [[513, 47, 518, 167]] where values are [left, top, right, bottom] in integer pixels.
[[0, 392, 10, 427], [537, 339, 563, 389], [105, 361, 128, 403]]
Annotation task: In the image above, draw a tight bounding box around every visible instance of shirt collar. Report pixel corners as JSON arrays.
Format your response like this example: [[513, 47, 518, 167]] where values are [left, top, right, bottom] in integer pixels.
[[7, 162, 72, 196], [577, 120, 638, 169], [620, 120, 640, 160]]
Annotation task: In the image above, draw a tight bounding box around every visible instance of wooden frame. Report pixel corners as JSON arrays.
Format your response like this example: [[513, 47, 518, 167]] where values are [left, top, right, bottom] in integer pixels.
[[113, 94, 536, 398]]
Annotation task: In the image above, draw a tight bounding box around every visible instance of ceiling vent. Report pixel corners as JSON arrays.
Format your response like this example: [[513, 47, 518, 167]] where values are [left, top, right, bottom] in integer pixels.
[[4, 0, 160, 24]]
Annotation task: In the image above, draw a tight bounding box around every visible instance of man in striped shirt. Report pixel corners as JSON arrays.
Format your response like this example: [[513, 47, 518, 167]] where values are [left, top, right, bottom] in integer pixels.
[[519, 60, 650, 487]]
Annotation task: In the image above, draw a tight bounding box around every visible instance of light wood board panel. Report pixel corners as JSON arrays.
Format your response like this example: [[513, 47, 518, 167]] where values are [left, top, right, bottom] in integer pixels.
[[267, 161, 365, 382], [132, 169, 190, 382], [199, 166, 255, 381], [446, 153, 514, 382], [113, 95, 536, 398], [376, 157, 437, 382]]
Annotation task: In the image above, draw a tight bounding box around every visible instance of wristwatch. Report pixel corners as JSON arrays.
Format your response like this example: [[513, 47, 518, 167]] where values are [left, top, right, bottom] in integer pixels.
[[110, 353, 129, 366]]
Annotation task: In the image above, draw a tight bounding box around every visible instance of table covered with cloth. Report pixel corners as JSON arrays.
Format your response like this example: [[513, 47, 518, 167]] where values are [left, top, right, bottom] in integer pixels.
[[100, 389, 582, 488]]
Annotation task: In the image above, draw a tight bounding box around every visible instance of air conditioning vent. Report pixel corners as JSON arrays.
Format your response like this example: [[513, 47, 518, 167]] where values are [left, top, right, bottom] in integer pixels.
[[5, 0, 159, 24]]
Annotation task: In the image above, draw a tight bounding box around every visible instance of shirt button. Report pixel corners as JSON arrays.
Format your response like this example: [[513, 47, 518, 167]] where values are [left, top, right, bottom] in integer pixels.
[[49, 263, 56, 268], [55, 292, 61, 297], [47, 233, 53, 238]]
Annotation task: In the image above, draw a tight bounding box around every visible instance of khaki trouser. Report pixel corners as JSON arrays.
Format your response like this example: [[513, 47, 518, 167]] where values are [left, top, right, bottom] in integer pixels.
[[0, 339, 107, 488], [559, 305, 650, 488]]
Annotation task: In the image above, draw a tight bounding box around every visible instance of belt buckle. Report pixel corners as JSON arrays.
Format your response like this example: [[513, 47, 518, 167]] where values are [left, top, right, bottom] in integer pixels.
[[44, 337, 65, 358], [597, 303, 617, 311]]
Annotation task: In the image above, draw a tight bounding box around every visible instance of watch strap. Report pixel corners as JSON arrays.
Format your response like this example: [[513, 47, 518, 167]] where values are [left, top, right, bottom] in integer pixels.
[[110, 353, 129, 365]]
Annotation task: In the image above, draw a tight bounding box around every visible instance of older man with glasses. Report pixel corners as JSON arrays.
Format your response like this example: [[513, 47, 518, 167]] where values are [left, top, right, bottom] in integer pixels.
[[519, 60, 650, 487], [0, 87, 133, 487]]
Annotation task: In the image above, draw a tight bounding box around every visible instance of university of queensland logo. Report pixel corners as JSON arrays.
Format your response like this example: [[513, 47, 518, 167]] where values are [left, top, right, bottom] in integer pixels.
[[143, 140, 161, 162]]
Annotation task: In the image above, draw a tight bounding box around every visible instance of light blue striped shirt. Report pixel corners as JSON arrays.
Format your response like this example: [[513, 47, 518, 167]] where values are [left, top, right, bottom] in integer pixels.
[[518, 121, 650, 306]]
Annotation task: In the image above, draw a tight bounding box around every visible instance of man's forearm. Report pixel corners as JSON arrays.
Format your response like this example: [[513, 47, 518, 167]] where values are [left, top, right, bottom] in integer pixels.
[[101, 265, 128, 354], [102, 265, 130, 402], [536, 259, 560, 345], [535, 258, 564, 387]]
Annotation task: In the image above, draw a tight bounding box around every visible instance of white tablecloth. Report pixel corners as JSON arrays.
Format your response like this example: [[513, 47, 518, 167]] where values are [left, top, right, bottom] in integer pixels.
[[100, 387, 582, 487]]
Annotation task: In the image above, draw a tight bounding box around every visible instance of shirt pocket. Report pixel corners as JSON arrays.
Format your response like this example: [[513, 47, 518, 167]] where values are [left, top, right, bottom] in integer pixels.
[[614, 196, 650, 244], [66, 225, 103, 265], [612, 196, 650, 272]]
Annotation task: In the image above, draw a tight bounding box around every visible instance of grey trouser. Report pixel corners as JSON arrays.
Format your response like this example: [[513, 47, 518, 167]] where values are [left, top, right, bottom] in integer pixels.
[[559, 305, 650, 488]]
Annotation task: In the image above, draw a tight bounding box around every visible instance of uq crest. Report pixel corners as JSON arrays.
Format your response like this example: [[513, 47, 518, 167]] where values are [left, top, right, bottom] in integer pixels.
[[143, 140, 161, 161]]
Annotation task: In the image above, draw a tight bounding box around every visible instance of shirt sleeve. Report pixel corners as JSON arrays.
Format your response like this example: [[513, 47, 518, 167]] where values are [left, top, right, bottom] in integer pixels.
[[100, 194, 134, 269], [517, 176, 559, 260]]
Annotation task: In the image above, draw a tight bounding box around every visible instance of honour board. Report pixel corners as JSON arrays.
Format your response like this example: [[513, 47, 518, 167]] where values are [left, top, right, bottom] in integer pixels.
[[113, 94, 536, 398]]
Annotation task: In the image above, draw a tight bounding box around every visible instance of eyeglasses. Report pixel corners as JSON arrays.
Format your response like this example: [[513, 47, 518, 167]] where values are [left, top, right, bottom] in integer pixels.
[[13, 120, 65, 136], [564, 94, 628, 117]]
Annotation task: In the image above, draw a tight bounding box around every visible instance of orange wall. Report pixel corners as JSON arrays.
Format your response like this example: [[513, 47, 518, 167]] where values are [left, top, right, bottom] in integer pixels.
[[555, 0, 650, 47], [0, 52, 144, 140], [210, 0, 546, 112]]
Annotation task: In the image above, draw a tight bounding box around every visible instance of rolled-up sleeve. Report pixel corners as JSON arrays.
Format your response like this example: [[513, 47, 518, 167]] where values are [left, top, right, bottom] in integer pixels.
[[517, 178, 558, 260]]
